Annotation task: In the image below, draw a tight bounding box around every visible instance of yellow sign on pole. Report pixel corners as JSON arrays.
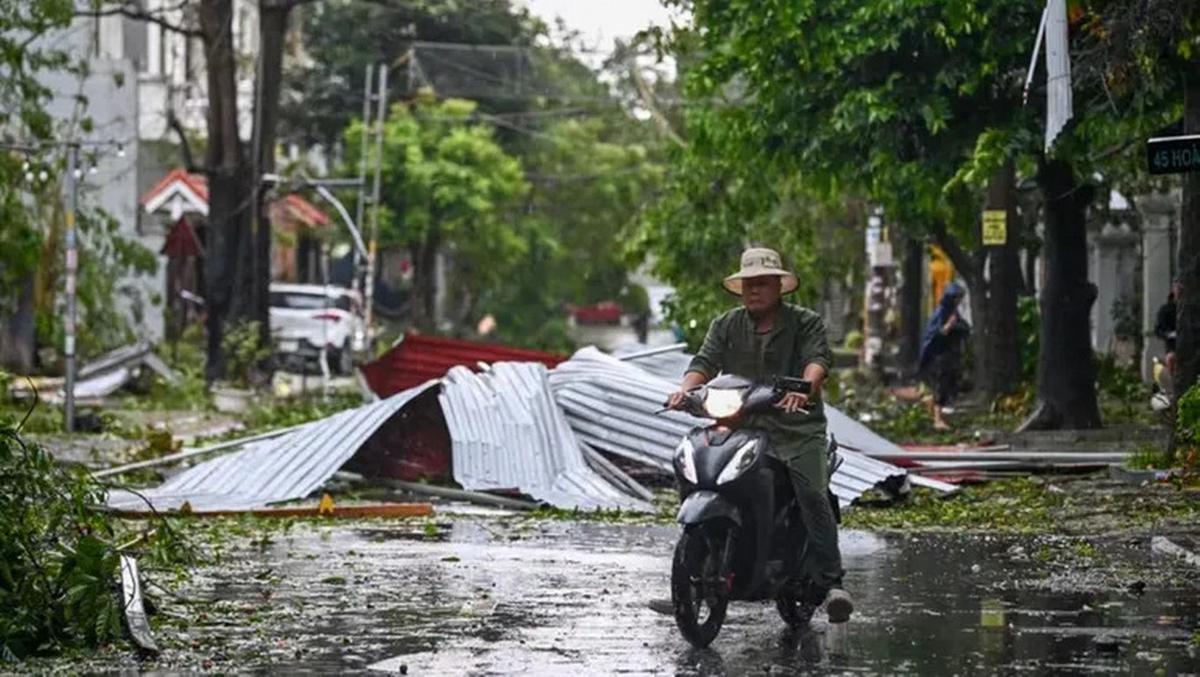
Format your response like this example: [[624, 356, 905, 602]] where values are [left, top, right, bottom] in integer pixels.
[[982, 210, 1007, 246]]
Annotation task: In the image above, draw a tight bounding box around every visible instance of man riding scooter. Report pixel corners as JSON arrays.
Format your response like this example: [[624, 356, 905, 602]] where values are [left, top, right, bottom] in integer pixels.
[[667, 247, 854, 624]]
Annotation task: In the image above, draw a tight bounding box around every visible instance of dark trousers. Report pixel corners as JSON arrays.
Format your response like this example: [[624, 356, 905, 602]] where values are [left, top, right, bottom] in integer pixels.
[[773, 432, 844, 591]]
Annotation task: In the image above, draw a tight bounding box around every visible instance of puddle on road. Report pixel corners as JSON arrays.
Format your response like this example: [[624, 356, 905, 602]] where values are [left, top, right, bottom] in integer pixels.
[[144, 520, 1199, 675]]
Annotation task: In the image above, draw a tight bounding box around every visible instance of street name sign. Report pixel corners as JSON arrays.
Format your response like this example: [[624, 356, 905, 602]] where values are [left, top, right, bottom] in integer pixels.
[[1147, 134, 1200, 175]]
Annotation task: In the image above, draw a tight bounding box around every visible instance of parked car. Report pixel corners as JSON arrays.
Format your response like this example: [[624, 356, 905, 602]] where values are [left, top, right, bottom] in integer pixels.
[[269, 283, 366, 374]]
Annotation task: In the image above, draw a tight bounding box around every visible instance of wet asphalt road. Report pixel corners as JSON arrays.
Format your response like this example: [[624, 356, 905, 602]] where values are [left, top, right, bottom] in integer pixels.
[[142, 513, 1200, 676]]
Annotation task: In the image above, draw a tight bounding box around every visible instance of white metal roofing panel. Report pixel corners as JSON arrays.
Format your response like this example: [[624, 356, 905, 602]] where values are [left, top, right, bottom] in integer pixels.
[[105, 383, 436, 511], [440, 362, 652, 513]]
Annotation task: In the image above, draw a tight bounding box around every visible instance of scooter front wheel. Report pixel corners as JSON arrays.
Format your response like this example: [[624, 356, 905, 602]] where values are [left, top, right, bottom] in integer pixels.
[[671, 528, 729, 648], [776, 594, 818, 630]]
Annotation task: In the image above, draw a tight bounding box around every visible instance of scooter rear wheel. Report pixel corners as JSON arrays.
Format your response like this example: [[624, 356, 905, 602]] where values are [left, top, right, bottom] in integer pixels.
[[671, 529, 728, 648]]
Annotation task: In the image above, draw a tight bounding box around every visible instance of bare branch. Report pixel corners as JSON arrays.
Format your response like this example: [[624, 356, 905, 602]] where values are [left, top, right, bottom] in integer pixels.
[[77, 1, 202, 38], [167, 108, 206, 175]]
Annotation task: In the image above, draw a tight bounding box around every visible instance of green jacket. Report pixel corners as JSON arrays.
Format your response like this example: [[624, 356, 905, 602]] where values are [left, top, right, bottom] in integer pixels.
[[687, 303, 833, 444]]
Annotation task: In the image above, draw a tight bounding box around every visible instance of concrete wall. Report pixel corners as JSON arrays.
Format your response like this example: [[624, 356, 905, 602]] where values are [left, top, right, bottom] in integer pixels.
[[36, 15, 166, 341]]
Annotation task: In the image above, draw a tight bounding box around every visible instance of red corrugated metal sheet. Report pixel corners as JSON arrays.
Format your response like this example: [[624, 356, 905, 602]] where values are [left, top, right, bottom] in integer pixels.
[[360, 332, 565, 397]]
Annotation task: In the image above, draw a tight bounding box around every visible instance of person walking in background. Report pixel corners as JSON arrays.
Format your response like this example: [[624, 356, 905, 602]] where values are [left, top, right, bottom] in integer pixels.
[[1155, 279, 1181, 382], [918, 282, 970, 431]]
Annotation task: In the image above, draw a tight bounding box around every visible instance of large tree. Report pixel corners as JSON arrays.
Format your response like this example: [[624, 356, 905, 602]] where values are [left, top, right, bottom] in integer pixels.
[[645, 0, 1045, 401], [99, 0, 312, 381], [0, 0, 74, 372], [648, 0, 1184, 428], [281, 0, 546, 154], [342, 97, 529, 331]]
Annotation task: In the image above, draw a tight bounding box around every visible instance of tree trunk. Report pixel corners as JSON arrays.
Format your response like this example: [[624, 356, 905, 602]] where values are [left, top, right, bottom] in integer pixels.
[[199, 0, 247, 382], [409, 231, 441, 332], [974, 161, 1022, 398], [0, 278, 36, 372], [1021, 158, 1102, 430], [247, 1, 292, 348], [1177, 55, 1200, 405], [898, 232, 924, 378]]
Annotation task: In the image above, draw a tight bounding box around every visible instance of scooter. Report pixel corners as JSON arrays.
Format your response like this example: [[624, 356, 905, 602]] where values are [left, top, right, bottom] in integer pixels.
[[667, 374, 842, 648]]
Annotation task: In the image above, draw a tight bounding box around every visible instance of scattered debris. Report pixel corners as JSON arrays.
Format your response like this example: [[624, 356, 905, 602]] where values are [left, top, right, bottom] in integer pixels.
[[368, 477, 540, 511], [107, 342, 957, 515], [1151, 536, 1200, 568], [8, 341, 179, 404], [94, 424, 305, 479], [869, 450, 1131, 464], [359, 332, 565, 396], [118, 555, 159, 653], [111, 501, 433, 520], [105, 384, 436, 512]]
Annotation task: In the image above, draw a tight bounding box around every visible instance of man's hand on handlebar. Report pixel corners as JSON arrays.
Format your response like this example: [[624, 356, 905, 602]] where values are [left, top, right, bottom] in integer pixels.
[[666, 390, 690, 410], [776, 391, 810, 414]]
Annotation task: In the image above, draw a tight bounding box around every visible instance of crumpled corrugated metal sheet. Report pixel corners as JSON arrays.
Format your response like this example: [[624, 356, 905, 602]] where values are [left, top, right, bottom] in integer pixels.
[[440, 362, 652, 512], [105, 383, 435, 512], [549, 347, 929, 507], [360, 332, 565, 397]]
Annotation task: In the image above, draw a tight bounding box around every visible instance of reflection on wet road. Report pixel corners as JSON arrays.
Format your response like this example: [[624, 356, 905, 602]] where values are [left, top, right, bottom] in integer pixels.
[[197, 519, 1199, 675]]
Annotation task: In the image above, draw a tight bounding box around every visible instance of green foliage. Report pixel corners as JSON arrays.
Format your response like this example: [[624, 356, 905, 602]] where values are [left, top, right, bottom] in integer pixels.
[[842, 479, 1066, 533], [243, 391, 366, 433], [342, 97, 530, 327], [0, 420, 192, 659], [1172, 371, 1200, 476], [34, 207, 159, 363], [1110, 296, 1141, 343], [220, 321, 270, 390], [1096, 356, 1151, 419], [1127, 443, 1174, 470], [0, 1, 74, 350], [284, 0, 546, 149], [483, 117, 665, 351], [1017, 296, 1040, 383]]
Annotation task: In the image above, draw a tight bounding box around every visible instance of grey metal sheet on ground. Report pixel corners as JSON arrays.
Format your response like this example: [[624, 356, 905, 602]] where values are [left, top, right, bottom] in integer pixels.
[[551, 347, 937, 507], [105, 383, 435, 511], [440, 362, 652, 513]]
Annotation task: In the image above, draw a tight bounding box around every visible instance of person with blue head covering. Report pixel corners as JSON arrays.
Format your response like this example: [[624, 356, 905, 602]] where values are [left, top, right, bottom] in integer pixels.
[[918, 281, 970, 430]]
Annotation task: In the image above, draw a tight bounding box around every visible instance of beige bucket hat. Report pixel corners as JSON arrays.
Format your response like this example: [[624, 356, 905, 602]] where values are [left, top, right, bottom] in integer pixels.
[[723, 247, 799, 296]]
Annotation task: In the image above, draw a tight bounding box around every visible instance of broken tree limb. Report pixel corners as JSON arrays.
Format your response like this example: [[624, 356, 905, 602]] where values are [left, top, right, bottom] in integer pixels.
[[93, 424, 305, 479]]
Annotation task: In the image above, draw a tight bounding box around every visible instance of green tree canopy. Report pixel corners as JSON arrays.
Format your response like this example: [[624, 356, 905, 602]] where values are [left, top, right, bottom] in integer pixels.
[[343, 97, 529, 329]]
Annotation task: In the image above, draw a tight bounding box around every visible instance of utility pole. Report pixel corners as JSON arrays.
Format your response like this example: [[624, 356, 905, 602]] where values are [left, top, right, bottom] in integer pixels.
[[364, 63, 389, 331], [352, 63, 373, 306], [64, 144, 80, 432]]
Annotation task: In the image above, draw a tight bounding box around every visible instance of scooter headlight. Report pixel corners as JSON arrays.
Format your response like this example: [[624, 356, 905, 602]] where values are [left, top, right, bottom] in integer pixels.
[[675, 439, 698, 484], [716, 440, 759, 485], [703, 388, 744, 419]]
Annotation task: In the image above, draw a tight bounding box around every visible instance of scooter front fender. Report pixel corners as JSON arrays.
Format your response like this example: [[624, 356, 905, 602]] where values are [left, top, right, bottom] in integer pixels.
[[677, 490, 742, 526]]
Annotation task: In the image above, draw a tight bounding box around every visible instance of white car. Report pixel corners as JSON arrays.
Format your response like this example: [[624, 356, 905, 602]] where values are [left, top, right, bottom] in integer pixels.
[[270, 283, 367, 374]]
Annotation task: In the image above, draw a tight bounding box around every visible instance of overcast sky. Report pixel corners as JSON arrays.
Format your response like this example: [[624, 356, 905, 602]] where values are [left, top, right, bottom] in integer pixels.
[[519, 0, 685, 52]]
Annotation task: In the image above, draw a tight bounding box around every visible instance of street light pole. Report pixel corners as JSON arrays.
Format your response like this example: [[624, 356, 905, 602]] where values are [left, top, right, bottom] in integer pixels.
[[354, 63, 374, 303], [64, 144, 80, 432], [365, 63, 388, 332]]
